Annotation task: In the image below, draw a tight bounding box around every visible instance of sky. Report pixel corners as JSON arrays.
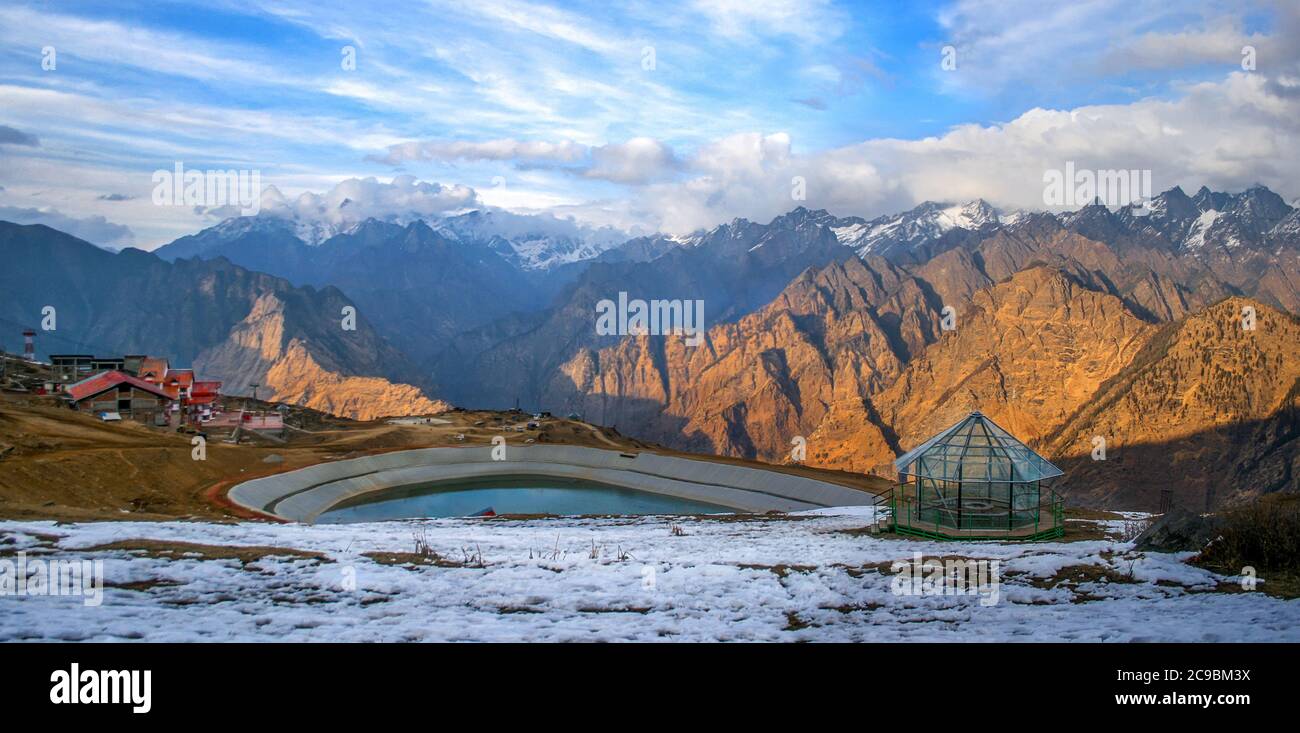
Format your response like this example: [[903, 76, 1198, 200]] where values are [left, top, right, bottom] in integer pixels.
[[0, 0, 1298, 249]]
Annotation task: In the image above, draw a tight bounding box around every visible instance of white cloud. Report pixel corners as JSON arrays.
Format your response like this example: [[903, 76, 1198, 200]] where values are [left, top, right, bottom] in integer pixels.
[[349, 66, 1300, 237], [256, 175, 479, 228], [206, 174, 636, 246], [688, 0, 845, 44], [13, 71, 1300, 245], [584, 138, 679, 184], [1101, 22, 1266, 72], [692, 132, 792, 182], [612, 73, 1300, 233], [0, 205, 134, 246], [0, 84, 406, 158], [376, 136, 679, 184], [7, 0, 1297, 250], [934, 0, 1298, 95], [0, 6, 297, 88], [463, 0, 628, 56], [375, 139, 588, 166]]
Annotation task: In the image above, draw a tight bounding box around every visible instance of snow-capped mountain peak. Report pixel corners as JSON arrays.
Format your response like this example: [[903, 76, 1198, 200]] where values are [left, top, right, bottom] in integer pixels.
[[934, 199, 1000, 230], [432, 209, 630, 270], [831, 199, 1000, 258]]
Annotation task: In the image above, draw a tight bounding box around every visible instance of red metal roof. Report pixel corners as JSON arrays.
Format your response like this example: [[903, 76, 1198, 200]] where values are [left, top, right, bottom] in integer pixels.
[[65, 370, 172, 403], [137, 357, 169, 381], [192, 380, 222, 395], [152, 369, 197, 399], [165, 369, 195, 386]]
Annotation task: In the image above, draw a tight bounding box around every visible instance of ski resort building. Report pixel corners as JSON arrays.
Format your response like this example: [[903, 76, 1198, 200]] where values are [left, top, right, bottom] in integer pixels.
[[889, 411, 1065, 540], [64, 370, 173, 423]]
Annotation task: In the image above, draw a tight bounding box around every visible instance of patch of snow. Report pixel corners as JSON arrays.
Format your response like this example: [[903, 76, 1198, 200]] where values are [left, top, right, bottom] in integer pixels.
[[792, 505, 884, 518], [1183, 209, 1221, 251], [1, 514, 1295, 642], [830, 222, 869, 245], [435, 210, 629, 270], [937, 201, 997, 231]]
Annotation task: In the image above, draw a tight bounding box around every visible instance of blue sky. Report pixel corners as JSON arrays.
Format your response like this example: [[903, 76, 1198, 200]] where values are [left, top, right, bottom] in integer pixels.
[[0, 0, 1297, 248]]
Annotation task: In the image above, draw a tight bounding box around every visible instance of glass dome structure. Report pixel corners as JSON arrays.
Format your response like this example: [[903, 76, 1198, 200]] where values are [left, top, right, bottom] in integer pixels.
[[891, 411, 1064, 539]]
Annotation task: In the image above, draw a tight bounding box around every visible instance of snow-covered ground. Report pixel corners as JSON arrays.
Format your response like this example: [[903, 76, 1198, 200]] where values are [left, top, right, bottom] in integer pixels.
[[1, 511, 1296, 642]]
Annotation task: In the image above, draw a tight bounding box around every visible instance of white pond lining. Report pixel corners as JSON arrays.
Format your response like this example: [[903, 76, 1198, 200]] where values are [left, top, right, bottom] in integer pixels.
[[227, 445, 880, 523]]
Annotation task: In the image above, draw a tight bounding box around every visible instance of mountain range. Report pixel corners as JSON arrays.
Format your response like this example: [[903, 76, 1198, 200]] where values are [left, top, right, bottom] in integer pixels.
[[0, 222, 446, 420], [4, 184, 1298, 510]]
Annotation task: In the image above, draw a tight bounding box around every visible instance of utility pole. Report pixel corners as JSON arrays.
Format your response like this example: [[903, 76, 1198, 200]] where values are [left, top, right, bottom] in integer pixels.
[[249, 383, 260, 403]]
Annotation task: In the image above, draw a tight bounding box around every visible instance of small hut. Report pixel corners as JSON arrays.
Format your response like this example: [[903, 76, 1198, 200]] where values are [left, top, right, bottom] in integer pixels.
[[890, 411, 1064, 540]]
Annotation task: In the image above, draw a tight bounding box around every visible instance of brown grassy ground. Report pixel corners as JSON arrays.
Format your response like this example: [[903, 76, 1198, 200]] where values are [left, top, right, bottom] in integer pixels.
[[1191, 493, 1300, 599], [0, 394, 889, 522], [84, 539, 329, 564]]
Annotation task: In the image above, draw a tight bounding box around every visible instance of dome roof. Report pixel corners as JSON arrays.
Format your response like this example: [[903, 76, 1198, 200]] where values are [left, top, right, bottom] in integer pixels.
[[893, 411, 1063, 484]]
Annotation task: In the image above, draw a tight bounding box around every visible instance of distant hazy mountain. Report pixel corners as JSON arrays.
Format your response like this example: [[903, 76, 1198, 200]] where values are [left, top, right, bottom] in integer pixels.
[[156, 208, 630, 272], [427, 205, 856, 407], [153, 215, 318, 283], [0, 222, 444, 419], [433, 209, 629, 271], [153, 212, 649, 366]]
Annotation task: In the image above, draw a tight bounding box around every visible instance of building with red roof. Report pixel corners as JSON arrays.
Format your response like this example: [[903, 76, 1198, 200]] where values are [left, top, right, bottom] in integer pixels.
[[64, 370, 172, 422], [160, 368, 195, 400], [190, 380, 223, 406], [52, 352, 223, 424], [136, 357, 170, 383]]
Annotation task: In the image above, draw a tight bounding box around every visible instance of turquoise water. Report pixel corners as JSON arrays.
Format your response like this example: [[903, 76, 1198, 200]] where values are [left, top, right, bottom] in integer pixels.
[[318, 475, 734, 523]]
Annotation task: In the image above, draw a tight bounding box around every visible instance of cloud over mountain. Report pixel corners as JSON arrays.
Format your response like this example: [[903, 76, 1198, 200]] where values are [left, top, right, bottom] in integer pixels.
[[246, 176, 480, 238], [0, 205, 133, 247], [619, 72, 1300, 233], [363, 59, 1300, 237]]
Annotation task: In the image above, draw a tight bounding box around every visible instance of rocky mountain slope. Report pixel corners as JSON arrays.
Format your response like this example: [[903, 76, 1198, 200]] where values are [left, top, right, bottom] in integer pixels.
[[158, 218, 545, 363], [1041, 298, 1300, 510], [193, 292, 449, 420], [539, 255, 926, 468], [531, 194, 1300, 510], [429, 206, 856, 407], [874, 266, 1155, 450], [0, 222, 442, 420]]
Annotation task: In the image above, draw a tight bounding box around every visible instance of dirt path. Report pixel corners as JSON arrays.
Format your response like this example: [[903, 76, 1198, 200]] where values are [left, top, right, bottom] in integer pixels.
[[578, 421, 623, 448]]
